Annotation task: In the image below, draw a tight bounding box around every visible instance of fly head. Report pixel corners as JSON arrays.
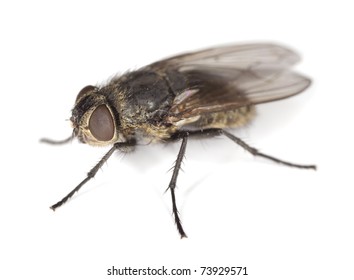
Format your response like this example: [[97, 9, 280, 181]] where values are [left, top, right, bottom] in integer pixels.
[[71, 85, 120, 146]]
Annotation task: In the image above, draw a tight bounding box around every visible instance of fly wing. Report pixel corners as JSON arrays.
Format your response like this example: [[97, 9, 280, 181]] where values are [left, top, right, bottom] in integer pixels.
[[146, 43, 310, 121], [149, 43, 301, 71]]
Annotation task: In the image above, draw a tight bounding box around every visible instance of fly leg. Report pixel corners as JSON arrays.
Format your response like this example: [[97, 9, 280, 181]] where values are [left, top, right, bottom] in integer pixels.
[[40, 134, 74, 145], [173, 128, 316, 169], [168, 128, 315, 238], [221, 129, 316, 169], [50, 141, 136, 210], [167, 133, 189, 238]]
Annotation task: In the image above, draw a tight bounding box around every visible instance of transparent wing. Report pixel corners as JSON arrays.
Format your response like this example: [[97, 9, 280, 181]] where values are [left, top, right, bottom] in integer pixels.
[[149, 43, 301, 72], [146, 43, 311, 121]]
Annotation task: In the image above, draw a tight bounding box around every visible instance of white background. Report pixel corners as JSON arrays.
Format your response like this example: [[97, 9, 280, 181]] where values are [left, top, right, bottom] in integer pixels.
[[1, 1, 353, 279]]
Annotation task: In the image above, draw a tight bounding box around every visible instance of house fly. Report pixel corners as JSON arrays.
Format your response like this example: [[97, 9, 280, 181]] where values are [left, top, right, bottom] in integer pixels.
[[41, 43, 316, 238]]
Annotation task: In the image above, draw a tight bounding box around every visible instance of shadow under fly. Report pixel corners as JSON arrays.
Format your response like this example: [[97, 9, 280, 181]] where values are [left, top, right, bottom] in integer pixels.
[[41, 43, 316, 238]]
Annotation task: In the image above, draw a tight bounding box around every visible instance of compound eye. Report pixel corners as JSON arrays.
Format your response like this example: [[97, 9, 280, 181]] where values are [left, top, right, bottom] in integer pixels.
[[89, 105, 115, 141], [76, 85, 96, 102]]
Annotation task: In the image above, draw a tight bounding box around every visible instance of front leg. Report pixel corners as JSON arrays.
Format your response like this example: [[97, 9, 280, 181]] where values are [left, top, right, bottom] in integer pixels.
[[40, 134, 74, 145], [50, 140, 136, 210]]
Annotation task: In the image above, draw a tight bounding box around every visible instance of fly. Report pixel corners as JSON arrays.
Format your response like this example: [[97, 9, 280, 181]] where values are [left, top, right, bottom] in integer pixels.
[[41, 43, 316, 238]]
